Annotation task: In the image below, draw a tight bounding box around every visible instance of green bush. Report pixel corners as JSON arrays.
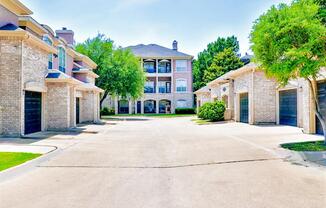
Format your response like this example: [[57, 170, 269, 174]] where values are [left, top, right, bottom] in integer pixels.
[[175, 108, 196, 114], [101, 107, 115, 116], [198, 101, 226, 121]]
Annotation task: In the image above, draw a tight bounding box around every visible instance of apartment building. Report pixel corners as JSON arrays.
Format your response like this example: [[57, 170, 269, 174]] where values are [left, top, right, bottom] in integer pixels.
[[0, 0, 103, 136], [105, 41, 194, 114]]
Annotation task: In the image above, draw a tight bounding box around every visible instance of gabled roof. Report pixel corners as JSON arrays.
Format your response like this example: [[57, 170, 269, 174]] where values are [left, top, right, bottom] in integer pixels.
[[125, 44, 193, 59], [194, 86, 211, 95]]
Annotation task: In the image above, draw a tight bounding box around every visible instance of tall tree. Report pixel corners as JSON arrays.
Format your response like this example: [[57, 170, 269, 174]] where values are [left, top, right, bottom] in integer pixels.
[[203, 48, 244, 83], [193, 36, 240, 91], [251, 0, 326, 143], [76, 34, 145, 108]]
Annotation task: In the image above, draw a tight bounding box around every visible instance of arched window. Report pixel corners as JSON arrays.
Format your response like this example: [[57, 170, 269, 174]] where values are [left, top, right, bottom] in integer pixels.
[[176, 79, 187, 92], [58, 46, 66, 73], [43, 35, 53, 69], [176, 99, 187, 108]]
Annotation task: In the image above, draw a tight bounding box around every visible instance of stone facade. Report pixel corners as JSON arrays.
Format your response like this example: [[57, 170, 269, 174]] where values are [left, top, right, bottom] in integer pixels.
[[0, 1, 103, 136]]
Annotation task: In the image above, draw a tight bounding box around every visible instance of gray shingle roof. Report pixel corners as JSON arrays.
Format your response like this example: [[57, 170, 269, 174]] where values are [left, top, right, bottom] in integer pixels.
[[125, 44, 193, 59]]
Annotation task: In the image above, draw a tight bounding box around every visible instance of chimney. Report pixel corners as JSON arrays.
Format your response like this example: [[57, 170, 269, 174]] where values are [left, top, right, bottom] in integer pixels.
[[172, 40, 178, 51], [56, 27, 75, 45]]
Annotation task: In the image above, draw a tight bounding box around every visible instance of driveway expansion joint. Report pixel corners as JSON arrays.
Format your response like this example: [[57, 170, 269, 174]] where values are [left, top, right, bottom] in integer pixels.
[[37, 158, 282, 169]]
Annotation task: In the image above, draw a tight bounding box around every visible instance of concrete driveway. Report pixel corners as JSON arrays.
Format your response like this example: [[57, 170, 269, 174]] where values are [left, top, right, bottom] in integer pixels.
[[0, 117, 325, 208]]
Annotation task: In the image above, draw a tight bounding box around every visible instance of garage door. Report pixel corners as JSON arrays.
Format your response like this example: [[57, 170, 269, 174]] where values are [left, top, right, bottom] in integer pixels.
[[240, 93, 249, 123], [316, 82, 326, 135], [279, 89, 297, 126], [25, 91, 42, 135]]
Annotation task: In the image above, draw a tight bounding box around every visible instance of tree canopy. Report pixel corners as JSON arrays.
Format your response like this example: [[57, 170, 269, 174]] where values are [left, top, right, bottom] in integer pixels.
[[76, 34, 145, 107], [203, 48, 244, 83], [250, 0, 326, 142], [193, 36, 240, 91]]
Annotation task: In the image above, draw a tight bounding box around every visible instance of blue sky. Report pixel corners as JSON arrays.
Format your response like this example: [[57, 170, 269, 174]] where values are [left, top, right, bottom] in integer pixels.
[[22, 0, 291, 57]]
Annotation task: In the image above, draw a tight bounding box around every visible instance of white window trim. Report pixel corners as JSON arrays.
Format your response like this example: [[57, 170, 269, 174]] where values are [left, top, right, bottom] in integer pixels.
[[175, 60, 188, 72], [176, 99, 188, 108], [176, 78, 187, 93]]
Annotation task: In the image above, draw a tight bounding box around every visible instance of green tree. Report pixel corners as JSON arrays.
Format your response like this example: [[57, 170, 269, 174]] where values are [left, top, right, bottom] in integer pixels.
[[250, 0, 326, 143], [193, 36, 240, 91], [315, 0, 326, 24], [203, 48, 244, 83], [76, 34, 145, 108]]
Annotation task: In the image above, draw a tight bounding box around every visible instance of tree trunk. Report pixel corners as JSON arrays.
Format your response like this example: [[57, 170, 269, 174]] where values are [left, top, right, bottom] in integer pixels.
[[307, 78, 326, 145], [100, 90, 109, 110]]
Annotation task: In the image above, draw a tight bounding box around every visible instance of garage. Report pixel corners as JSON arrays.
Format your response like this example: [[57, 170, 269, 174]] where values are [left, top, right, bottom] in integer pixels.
[[240, 93, 249, 123], [316, 82, 326, 135], [24, 91, 42, 135], [279, 89, 297, 126]]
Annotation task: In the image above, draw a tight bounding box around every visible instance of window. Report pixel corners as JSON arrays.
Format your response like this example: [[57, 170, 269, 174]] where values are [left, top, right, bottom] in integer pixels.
[[144, 81, 155, 93], [144, 100, 156, 114], [158, 60, 171, 73], [176, 100, 188, 108], [143, 61, 156, 73], [58, 46, 66, 73], [43, 35, 53, 69], [176, 60, 187, 72], [158, 82, 171, 93], [176, 79, 187, 92]]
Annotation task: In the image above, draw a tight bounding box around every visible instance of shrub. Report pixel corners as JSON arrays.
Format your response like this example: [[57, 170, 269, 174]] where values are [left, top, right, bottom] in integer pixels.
[[175, 108, 196, 114], [198, 101, 226, 121], [101, 107, 115, 116]]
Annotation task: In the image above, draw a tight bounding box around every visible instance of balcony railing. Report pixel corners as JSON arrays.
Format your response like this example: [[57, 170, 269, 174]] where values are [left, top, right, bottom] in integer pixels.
[[159, 87, 171, 94]]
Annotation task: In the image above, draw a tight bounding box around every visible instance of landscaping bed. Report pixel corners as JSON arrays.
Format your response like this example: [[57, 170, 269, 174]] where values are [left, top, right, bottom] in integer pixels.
[[0, 152, 41, 172], [281, 141, 326, 152]]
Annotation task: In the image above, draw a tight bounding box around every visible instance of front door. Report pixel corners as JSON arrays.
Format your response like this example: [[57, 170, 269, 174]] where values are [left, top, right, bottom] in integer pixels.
[[137, 101, 141, 114], [76, 98, 80, 124], [240, 93, 249, 123], [25, 91, 42, 134]]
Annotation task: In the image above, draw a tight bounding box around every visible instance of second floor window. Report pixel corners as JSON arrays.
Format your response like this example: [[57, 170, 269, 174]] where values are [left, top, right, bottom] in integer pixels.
[[158, 60, 171, 73], [43, 35, 53, 69], [176, 60, 188, 72], [176, 79, 187, 92], [143, 61, 156, 73], [144, 81, 155, 93], [58, 47, 66, 73]]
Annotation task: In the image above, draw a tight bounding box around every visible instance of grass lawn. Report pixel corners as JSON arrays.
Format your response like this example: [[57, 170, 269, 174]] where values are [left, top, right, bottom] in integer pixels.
[[191, 118, 212, 125], [103, 114, 195, 118], [281, 141, 326, 152], [0, 152, 41, 172]]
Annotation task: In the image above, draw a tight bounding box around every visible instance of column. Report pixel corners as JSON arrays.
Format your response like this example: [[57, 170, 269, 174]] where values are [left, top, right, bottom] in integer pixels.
[[129, 100, 133, 115], [114, 97, 118, 115], [156, 99, 159, 114]]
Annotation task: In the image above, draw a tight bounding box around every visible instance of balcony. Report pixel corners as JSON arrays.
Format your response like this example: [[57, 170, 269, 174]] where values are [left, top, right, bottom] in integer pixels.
[[158, 81, 171, 94], [143, 60, 156, 73], [144, 86, 156, 94]]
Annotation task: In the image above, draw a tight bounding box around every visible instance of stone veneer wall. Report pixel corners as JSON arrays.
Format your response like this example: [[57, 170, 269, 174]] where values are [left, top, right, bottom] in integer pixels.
[[0, 39, 23, 136], [252, 71, 277, 124], [233, 72, 252, 122], [46, 83, 71, 130], [81, 92, 95, 122]]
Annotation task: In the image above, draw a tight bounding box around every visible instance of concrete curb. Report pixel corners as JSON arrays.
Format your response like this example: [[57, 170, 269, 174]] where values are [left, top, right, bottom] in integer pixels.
[[0, 145, 60, 183], [284, 149, 326, 168]]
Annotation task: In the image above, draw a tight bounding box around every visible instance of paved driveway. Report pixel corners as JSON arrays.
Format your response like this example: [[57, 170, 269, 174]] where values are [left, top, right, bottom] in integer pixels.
[[0, 117, 325, 208]]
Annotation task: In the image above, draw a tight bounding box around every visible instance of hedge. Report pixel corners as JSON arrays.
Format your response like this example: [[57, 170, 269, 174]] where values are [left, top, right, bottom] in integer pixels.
[[198, 101, 226, 121], [101, 107, 115, 116]]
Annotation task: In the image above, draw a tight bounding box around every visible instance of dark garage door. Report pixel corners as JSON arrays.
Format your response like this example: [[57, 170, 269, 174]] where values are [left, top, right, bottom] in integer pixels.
[[240, 93, 249, 123], [279, 89, 297, 126], [316, 82, 326, 135], [25, 91, 42, 135]]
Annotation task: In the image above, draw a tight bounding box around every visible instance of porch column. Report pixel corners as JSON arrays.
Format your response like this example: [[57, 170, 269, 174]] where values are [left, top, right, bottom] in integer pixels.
[[129, 100, 132, 115], [156, 100, 159, 114], [114, 97, 118, 115], [141, 100, 144, 114]]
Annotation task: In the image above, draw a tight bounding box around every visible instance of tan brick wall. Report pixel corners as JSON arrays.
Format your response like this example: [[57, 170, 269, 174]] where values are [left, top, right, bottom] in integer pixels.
[[0, 39, 23, 136], [253, 71, 277, 124], [46, 83, 71, 130], [81, 91, 95, 122]]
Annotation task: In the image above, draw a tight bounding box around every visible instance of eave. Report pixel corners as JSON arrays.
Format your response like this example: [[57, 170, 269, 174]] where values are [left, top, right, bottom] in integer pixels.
[[0, 0, 33, 15]]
